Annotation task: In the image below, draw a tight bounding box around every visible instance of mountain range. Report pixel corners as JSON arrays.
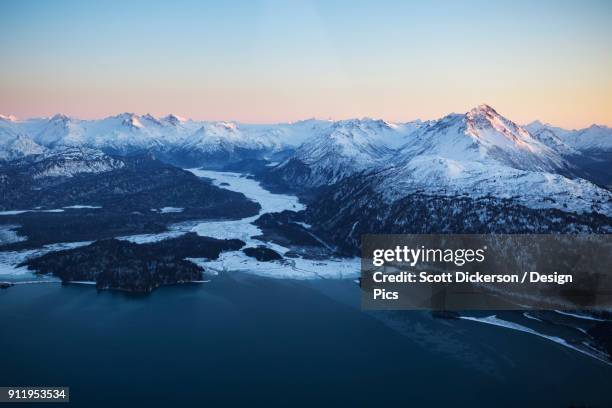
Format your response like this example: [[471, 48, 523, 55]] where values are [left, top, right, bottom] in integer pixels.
[[1, 104, 611, 251], [1, 105, 610, 177]]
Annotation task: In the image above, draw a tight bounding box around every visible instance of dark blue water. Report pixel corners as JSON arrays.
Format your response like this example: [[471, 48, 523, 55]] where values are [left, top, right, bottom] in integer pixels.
[[0, 274, 610, 407]]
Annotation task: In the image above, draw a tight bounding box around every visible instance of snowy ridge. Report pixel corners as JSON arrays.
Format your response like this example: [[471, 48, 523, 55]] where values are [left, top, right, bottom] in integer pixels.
[[567, 125, 612, 151], [362, 105, 612, 215], [0, 113, 337, 158], [19, 147, 125, 179], [375, 155, 611, 215], [526, 121, 612, 153], [399, 105, 569, 173], [1, 107, 609, 165], [2, 106, 611, 215], [0, 134, 46, 161], [272, 118, 421, 186]]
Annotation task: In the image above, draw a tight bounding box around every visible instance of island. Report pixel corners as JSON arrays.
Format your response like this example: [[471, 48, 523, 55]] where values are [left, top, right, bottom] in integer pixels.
[[21, 233, 244, 293]]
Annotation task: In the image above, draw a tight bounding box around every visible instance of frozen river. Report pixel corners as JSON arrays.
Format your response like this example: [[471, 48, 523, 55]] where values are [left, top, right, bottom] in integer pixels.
[[0, 169, 359, 281], [182, 169, 359, 279], [120, 169, 359, 279]]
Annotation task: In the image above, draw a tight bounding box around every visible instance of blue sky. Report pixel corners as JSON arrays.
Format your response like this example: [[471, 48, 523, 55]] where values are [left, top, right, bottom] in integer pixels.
[[1, 0, 611, 127]]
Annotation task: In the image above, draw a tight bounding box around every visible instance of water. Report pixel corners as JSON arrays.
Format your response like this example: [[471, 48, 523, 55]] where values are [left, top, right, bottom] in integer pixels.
[[0, 277, 610, 407]]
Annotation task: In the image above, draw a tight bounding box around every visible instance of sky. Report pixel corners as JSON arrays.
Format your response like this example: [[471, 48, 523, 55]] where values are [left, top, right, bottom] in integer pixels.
[[1, 0, 611, 128]]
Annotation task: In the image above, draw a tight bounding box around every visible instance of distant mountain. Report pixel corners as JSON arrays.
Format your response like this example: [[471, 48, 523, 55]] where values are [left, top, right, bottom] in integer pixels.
[[266, 118, 421, 188], [0, 113, 337, 166], [265, 106, 610, 191], [267, 105, 611, 208], [526, 121, 612, 153], [2, 108, 609, 175], [0, 134, 46, 161], [15, 147, 125, 179], [526, 121, 612, 187]]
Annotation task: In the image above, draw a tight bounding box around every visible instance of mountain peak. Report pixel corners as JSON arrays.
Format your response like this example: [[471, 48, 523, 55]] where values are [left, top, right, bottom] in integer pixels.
[[465, 104, 525, 135], [527, 119, 544, 127], [218, 121, 237, 131], [163, 114, 186, 125], [114, 112, 136, 119], [141, 113, 161, 125], [0, 114, 17, 122], [115, 113, 143, 129], [587, 124, 610, 131], [467, 103, 502, 119], [333, 118, 394, 131], [50, 113, 71, 122], [398, 104, 568, 173]]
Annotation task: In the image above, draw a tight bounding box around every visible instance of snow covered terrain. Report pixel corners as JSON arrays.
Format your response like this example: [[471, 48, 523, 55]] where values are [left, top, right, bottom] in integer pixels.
[[0, 113, 337, 165], [1, 107, 609, 164], [527, 121, 612, 153], [185, 170, 359, 279], [269, 118, 419, 186], [376, 153, 611, 215], [0, 241, 92, 282], [115, 169, 358, 279], [398, 105, 569, 172]]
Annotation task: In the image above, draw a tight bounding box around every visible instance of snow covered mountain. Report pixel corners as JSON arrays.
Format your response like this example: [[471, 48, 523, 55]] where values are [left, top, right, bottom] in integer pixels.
[[4, 147, 125, 180], [267, 118, 421, 187], [368, 104, 608, 213], [1, 106, 611, 194], [0, 113, 342, 166], [398, 105, 570, 173], [526, 121, 612, 153], [293, 105, 612, 251], [267, 106, 610, 191], [526, 121, 612, 187], [0, 133, 46, 161]]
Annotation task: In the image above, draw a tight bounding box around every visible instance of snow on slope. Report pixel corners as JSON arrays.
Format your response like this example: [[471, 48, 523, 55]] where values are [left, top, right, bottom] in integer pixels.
[[559, 125, 612, 152], [0, 134, 46, 161], [23, 147, 125, 179], [2, 109, 611, 162], [181, 122, 270, 153], [526, 121, 612, 153], [1, 114, 341, 159], [370, 105, 611, 215], [272, 118, 421, 185], [524, 120, 579, 156], [1, 113, 422, 165], [296, 119, 398, 164], [271, 105, 611, 215], [376, 155, 611, 214], [0, 114, 17, 122], [0, 116, 47, 161], [399, 105, 569, 172]]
